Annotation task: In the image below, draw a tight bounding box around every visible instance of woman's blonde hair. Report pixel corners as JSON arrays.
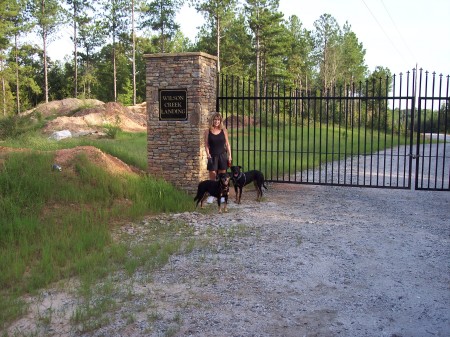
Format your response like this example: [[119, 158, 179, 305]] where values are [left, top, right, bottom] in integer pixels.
[[209, 112, 224, 131]]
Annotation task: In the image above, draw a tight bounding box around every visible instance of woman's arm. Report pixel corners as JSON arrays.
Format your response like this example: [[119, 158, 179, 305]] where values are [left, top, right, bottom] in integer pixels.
[[204, 129, 211, 158]]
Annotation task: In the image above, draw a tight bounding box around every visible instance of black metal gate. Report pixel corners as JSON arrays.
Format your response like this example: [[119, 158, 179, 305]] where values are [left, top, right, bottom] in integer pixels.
[[217, 69, 449, 191], [415, 71, 450, 190]]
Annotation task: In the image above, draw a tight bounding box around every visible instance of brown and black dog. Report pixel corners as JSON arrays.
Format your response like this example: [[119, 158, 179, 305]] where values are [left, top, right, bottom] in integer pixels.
[[230, 166, 267, 203], [194, 173, 231, 213]]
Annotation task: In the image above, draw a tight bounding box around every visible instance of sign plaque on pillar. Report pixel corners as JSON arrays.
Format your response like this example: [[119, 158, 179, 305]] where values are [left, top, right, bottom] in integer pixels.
[[159, 89, 188, 121]]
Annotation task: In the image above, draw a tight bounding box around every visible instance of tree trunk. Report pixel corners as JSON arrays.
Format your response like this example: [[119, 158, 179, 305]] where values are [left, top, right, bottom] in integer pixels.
[[216, 17, 220, 73], [15, 33, 20, 114], [43, 33, 48, 103], [256, 31, 260, 86], [132, 0, 136, 105], [87, 55, 91, 98], [255, 29, 260, 116], [113, 35, 117, 102], [159, 0, 164, 53], [42, 0, 49, 103], [1, 58, 5, 116], [73, 2, 78, 98]]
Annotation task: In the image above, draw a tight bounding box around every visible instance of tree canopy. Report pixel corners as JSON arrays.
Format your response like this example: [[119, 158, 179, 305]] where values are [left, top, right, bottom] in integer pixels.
[[0, 0, 394, 115]]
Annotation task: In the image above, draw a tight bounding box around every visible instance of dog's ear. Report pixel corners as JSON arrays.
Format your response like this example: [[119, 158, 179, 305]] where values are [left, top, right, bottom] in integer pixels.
[[238, 166, 242, 170]]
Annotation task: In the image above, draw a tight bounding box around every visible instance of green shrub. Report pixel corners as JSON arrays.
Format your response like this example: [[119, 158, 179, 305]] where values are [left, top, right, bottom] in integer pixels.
[[103, 115, 122, 139], [0, 114, 45, 140]]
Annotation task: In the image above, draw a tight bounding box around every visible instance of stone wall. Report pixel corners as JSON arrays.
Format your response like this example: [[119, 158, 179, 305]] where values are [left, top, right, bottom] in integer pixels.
[[144, 52, 217, 194]]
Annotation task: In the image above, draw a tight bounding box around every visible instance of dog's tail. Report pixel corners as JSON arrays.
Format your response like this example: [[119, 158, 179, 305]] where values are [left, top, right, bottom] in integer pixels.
[[260, 174, 268, 190], [194, 192, 204, 207]]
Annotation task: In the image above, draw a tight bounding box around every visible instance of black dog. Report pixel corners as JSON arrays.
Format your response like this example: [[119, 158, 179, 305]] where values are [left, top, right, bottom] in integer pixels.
[[230, 166, 267, 203], [194, 173, 231, 213]]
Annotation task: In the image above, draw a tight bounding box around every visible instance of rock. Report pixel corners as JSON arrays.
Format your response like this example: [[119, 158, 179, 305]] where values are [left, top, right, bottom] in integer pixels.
[[48, 129, 72, 141]]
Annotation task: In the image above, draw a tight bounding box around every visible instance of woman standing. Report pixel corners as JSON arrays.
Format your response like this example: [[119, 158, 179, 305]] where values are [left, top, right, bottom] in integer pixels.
[[204, 112, 232, 181]]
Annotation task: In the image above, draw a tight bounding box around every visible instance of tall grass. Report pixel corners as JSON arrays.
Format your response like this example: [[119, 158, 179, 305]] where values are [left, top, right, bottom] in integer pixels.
[[0, 150, 194, 327]]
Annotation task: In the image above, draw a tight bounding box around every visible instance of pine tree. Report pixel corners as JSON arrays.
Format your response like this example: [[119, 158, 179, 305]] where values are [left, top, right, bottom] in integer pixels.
[[312, 13, 341, 92], [0, 0, 19, 115], [65, 0, 93, 98], [283, 15, 314, 91], [139, 0, 182, 53], [218, 12, 253, 76], [190, 0, 237, 73], [244, 0, 284, 83], [78, 19, 105, 98], [101, 0, 129, 102], [338, 22, 367, 88], [29, 0, 64, 103]]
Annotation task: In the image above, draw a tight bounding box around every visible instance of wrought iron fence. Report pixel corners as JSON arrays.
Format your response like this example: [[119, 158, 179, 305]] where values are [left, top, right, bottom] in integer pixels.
[[217, 69, 449, 191]]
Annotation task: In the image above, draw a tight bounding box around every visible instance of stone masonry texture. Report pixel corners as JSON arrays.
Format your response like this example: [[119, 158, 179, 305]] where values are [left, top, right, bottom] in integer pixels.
[[144, 52, 218, 194]]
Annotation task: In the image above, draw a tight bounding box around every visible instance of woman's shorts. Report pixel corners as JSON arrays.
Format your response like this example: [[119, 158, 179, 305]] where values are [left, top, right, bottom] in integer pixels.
[[207, 152, 228, 171]]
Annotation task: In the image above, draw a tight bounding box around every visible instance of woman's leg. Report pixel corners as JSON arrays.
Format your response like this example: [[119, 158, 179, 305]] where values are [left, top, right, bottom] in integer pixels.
[[209, 170, 217, 180]]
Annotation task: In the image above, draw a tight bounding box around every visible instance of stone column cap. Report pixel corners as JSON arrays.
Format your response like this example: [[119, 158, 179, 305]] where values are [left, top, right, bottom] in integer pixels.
[[143, 52, 217, 62]]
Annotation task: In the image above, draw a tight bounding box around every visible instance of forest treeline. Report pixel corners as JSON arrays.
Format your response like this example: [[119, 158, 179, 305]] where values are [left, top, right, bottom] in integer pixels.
[[1, 0, 394, 116]]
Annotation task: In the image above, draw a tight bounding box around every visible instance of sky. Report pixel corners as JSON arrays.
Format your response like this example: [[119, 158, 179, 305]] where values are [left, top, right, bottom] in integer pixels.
[[47, 0, 450, 76], [276, 0, 450, 76]]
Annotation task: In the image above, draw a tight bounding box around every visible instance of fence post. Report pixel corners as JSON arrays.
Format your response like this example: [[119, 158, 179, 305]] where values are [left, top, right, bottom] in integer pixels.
[[144, 52, 218, 194]]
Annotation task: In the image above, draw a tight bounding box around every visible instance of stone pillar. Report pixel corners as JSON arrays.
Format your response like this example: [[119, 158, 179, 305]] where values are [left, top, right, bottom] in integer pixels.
[[145, 52, 217, 194]]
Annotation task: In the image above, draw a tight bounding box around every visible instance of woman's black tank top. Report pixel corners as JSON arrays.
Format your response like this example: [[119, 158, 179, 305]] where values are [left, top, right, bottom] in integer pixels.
[[208, 130, 226, 155]]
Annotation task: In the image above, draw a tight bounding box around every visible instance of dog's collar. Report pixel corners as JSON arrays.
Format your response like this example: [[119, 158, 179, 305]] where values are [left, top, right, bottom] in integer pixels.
[[235, 172, 246, 185], [219, 179, 229, 188]]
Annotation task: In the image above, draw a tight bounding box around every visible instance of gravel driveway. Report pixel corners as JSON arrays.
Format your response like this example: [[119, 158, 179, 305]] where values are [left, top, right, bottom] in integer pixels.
[[6, 147, 450, 337], [126, 183, 448, 337]]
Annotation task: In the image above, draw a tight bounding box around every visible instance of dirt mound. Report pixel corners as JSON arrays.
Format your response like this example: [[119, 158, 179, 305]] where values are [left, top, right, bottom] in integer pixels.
[[54, 146, 142, 176], [72, 102, 147, 132], [42, 100, 147, 135], [44, 116, 94, 135], [32, 98, 104, 118], [0, 146, 142, 176], [224, 114, 259, 129], [127, 102, 146, 114]]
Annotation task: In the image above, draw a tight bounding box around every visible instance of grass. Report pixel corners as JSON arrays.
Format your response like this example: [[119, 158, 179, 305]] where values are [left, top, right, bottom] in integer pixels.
[[0, 144, 195, 330], [229, 124, 412, 180], [0, 123, 243, 332], [0, 117, 415, 333]]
